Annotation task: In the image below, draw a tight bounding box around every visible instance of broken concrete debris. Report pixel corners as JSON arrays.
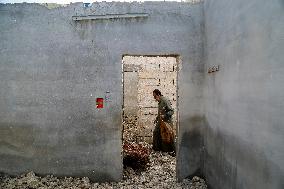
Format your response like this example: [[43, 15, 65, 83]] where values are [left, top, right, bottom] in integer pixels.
[[123, 142, 151, 170], [0, 114, 208, 188], [0, 149, 207, 189]]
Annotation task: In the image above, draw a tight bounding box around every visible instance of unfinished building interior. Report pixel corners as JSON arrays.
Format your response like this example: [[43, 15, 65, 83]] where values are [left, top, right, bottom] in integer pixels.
[[0, 0, 283, 188], [122, 55, 178, 144]]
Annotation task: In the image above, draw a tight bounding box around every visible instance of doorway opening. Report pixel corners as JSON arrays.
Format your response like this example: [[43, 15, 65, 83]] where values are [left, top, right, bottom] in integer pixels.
[[122, 55, 180, 178], [122, 55, 179, 145]]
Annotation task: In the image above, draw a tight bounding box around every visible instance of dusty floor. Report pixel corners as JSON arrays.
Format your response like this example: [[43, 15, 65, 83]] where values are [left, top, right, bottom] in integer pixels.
[[0, 115, 207, 189], [0, 150, 207, 189]]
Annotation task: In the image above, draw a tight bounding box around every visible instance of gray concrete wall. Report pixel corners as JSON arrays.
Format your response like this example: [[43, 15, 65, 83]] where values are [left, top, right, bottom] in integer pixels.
[[0, 2, 205, 181], [203, 0, 284, 188]]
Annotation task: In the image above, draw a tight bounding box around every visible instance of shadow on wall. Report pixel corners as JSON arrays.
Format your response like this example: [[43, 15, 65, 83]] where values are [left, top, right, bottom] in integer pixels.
[[0, 121, 118, 182], [0, 122, 35, 153], [203, 119, 284, 189], [179, 115, 206, 181], [179, 116, 284, 189], [0, 122, 36, 175]]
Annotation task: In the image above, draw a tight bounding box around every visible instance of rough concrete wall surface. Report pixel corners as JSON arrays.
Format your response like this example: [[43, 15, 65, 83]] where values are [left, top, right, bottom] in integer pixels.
[[204, 0, 284, 188], [0, 2, 204, 181], [123, 56, 178, 143], [123, 72, 138, 116]]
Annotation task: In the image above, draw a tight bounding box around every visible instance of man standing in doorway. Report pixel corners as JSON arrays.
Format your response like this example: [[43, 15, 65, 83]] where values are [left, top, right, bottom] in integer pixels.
[[152, 89, 175, 152]]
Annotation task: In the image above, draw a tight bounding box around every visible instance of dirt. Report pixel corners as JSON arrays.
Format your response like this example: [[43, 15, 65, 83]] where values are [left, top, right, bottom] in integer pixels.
[[0, 149, 207, 189]]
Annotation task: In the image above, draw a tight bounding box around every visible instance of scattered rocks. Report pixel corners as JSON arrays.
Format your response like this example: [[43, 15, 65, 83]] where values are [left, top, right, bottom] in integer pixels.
[[1, 115, 207, 189], [123, 142, 151, 170], [123, 115, 140, 143], [0, 149, 207, 189]]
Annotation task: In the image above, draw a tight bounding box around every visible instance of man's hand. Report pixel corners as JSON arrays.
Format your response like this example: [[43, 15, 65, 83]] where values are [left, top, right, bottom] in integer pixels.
[[154, 117, 158, 124], [160, 115, 165, 121]]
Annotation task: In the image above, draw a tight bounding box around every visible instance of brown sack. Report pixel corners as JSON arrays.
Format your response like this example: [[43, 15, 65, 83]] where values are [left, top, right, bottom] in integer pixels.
[[160, 119, 174, 144]]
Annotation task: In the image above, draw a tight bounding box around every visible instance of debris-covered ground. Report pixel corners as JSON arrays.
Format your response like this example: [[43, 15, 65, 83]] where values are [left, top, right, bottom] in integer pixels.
[[0, 115, 207, 189], [123, 115, 140, 143], [0, 148, 207, 189]]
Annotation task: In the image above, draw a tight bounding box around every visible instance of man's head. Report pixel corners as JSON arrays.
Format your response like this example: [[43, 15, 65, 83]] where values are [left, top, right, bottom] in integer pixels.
[[153, 89, 162, 102]]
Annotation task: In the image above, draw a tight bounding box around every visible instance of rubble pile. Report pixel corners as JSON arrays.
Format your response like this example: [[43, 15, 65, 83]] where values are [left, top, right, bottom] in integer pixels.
[[122, 115, 139, 143], [121, 150, 207, 189], [123, 142, 151, 170], [1, 115, 207, 189], [0, 172, 92, 189], [0, 149, 207, 189]]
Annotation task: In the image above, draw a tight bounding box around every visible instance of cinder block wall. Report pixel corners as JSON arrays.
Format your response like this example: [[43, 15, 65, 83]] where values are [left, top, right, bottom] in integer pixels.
[[0, 2, 205, 181], [123, 56, 178, 143], [203, 0, 284, 188]]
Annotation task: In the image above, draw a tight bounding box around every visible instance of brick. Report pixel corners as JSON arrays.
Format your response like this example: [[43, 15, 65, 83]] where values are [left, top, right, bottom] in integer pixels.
[[138, 78, 160, 86], [123, 64, 142, 72], [123, 55, 178, 143]]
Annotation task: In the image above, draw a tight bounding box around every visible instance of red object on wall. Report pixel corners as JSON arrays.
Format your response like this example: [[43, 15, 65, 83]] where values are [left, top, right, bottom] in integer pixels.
[[96, 98, 104, 108]]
